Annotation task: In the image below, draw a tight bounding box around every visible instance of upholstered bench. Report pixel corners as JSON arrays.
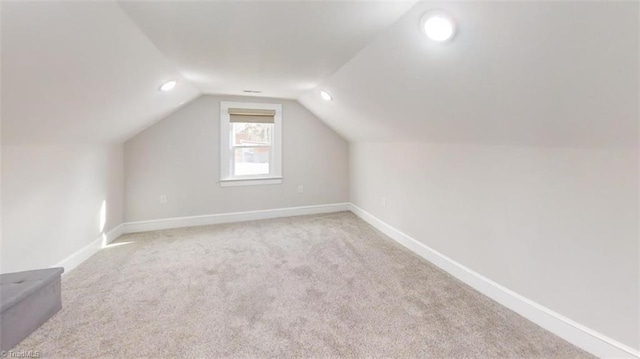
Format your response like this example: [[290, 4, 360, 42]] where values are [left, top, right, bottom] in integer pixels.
[[0, 267, 64, 351]]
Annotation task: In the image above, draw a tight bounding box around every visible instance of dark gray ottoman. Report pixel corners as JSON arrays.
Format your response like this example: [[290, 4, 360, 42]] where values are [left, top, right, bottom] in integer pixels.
[[0, 267, 64, 351]]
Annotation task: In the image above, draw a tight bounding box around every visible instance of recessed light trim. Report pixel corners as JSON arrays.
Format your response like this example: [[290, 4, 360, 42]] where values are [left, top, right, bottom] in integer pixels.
[[320, 90, 333, 101], [421, 11, 456, 42], [159, 80, 177, 92]]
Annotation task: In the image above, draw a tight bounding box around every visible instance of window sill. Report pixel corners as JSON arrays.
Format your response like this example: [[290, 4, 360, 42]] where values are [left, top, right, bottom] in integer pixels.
[[219, 177, 283, 187]]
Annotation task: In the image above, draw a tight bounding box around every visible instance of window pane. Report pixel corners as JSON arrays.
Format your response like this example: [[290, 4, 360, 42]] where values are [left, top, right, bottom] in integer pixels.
[[234, 147, 270, 176], [232, 123, 273, 146]]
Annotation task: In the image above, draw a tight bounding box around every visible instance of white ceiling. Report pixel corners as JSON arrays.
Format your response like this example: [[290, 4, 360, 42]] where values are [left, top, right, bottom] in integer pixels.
[[1, 1, 201, 144], [3, 1, 637, 147], [299, 1, 639, 147], [118, 1, 416, 99]]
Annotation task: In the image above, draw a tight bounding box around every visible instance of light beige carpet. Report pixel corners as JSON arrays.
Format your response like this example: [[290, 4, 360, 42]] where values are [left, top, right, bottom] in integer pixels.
[[14, 212, 592, 358]]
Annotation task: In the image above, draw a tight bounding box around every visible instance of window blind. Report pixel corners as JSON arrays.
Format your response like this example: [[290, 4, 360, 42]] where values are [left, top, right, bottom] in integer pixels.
[[229, 108, 276, 124]]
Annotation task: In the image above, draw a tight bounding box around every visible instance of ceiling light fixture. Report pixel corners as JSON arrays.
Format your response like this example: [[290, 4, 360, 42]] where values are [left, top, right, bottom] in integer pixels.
[[159, 80, 177, 92], [320, 90, 333, 101], [421, 11, 456, 42]]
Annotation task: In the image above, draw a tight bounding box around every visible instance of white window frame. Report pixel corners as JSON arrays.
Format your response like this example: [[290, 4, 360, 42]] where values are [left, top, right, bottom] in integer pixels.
[[220, 101, 282, 187]]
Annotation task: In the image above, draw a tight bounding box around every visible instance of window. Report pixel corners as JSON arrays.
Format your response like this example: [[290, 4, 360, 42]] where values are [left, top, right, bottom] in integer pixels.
[[220, 102, 282, 186]]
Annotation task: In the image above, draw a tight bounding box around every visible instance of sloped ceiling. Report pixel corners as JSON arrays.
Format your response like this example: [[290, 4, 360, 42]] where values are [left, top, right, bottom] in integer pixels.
[[1, 0, 416, 144], [3, 1, 637, 147], [1, 1, 201, 144], [299, 1, 639, 147], [117, 1, 416, 99]]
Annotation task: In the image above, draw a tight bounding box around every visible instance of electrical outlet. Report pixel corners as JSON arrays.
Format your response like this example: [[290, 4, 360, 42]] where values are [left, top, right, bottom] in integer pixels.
[[381, 197, 387, 208], [297, 185, 304, 194], [160, 195, 167, 204]]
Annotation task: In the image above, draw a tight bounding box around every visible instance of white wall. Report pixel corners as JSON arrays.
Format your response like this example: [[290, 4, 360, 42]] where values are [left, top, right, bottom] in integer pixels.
[[350, 142, 639, 350], [1, 144, 124, 273], [124, 95, 349, 222]]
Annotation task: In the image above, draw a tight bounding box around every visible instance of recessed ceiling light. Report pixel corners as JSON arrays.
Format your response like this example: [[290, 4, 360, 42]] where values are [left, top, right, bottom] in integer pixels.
[[159, 80, 177, 91], [320, 90, 333, 101], [421, 11, 456, 42]]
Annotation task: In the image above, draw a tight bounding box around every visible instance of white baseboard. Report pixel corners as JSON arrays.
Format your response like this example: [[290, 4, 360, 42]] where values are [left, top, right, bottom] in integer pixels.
[[53, 224, 124, 274], [50, 202, 636, 357], [122, 203, 350, 234], [51, 204, 348, 275], [348, 203, 639, 359], [105, 223, 125, 245]]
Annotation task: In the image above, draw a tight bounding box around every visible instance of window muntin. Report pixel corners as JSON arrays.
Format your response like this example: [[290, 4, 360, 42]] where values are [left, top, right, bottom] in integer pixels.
[[220, 102, 282, 185]]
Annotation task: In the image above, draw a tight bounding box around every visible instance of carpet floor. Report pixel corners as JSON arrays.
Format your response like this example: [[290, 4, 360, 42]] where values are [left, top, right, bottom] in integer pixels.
[[14, 212, 592, 358]]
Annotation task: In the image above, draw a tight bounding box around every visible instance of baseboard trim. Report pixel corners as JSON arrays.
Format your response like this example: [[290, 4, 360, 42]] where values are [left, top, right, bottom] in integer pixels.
[[52, 203, 349, 274], [123, 203, 350, 234], [53, 224, 124, 274], [348, 203, 639, 359], [50, 203, 637, 357], [105, 223, 125, 245]]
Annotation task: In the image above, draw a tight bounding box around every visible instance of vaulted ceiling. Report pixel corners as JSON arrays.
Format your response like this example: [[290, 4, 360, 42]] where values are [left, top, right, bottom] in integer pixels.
[[118, 1, 415, 99], [1, 1, 200, 144], [299, 1, 639, 147], [1, 0, 414, 144], [2, 1, 637, 147]]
